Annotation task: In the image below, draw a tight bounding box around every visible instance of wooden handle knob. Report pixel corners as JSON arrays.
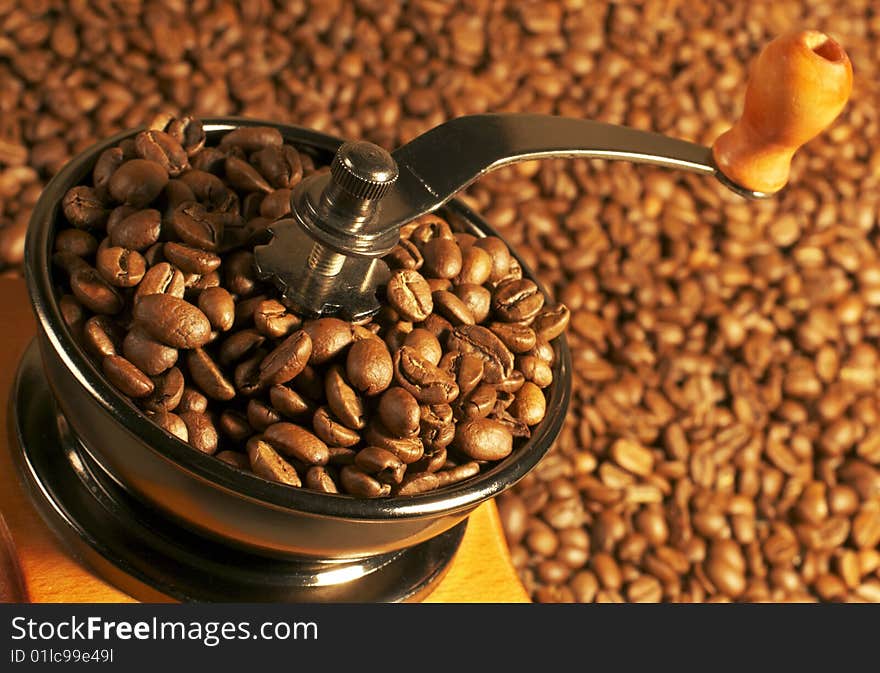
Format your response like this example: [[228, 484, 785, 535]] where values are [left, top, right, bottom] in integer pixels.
[[712, 30, 853, 194]]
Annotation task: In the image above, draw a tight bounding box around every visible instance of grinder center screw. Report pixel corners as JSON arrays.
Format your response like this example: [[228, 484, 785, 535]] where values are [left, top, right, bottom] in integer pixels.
[[254, 140, 400, 321]]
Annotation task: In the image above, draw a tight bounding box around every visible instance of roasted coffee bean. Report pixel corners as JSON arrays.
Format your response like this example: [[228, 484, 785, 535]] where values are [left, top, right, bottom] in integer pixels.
[[234, 350, 266, 396], [421, 313, 454, 344], [510, 381, 547, 426], [453, 283, 492, 323], [247, 437, 301, 487], [134, 130, 188, 176], [410, 446, 448, 474], [134, 262, 186, 301], [186, 348, 236, 401], [312, 406, 361, 448], [488, 322, 537, 354], [410, 215, 454, 244], [223, 252, 259, 299], [164, 242, 221, 275], [92, 148, 125, 199], [105, 206, 136, 238], [254, 299, 301, 339], [227, 154, 273, 193], [178, 387, 208, 414], [422, 237, 463, 279], [495, 409, 531, 439], [355, 447, 406, 485], [108, 159, 168, 208], [269, 384, 313, 419], [442, 351, 485, 398], [166, 116, 205, 157], [170, 201, 222, 251], [384, 322, 413, 352], [53, 250, 89, 276], [527, 337, 555, 365], [328, 447, 357, 466], [123, 325, 178, 376], [394, 346, 459, 404], [96, 245, 146, 288], [197, 287, 235, 332], [219, 127, 283, 154], [432, 290, 475, 325], [216, 451, 249, 470], [436, 462, 481, 488], [293, 365, 324, 402], [102, 355, 154, 398], [386, 269, 433, 322], [70, 266, 124, 315], [305, 466, 339, 494], [402, 328, 443, 367], [303, 317, 355, 365], [62, 186, 108, 229], [378, 387, 421, 438], [82, 315, 123, 358], [397, 471, 441, 495], [142, 367, 185, 413], [55, 229, 98, 257], [163, 180, 197, 215], [179, 410, 218, 454], [219, 328, 265, 366], [247, 399, 283, 432], [447, 324, 514, 383], [420, 403, 456, 451], [517, 354, 553, 388], [257, 330, 312, 386], [452, 418, 514, 461], [386, 239, 424, 270], [492, 278, 545, 322], [427, 278, 451, 293], [149, 411, 188, 442], [218, 409, 252, 443], [251, 145, 302, 189], [474, 237, 512, 283], [533, 305, 571, 341], [498, 493, 529, 545], [458, 383, 498, 421], [109, 209, 161, 251], [133, 294, 212, 348], [259, 188, 293, 219], [458, 246, 493, 286], [242, 193, 266, 220], [190, 147, 226, 175], [180, 170, 238, 212], [263, 422, 329, 466], [346, 338, 394, 395], [365, 421, 425, 464], [340, 465, 392, 498], [325, 364, 366, 430]]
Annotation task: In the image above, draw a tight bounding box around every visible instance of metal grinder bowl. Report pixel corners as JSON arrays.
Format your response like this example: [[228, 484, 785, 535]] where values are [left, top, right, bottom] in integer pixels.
[[23, 118, 572, 561]]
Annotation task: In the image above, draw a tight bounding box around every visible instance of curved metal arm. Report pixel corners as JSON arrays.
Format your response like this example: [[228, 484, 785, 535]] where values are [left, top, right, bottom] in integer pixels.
[[377, 113, 765, 231]]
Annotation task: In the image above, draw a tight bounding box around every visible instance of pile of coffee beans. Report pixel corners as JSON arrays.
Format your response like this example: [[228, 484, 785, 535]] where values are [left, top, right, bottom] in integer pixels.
[[2, 1, 879, 600], [51, 115, 569, 497]]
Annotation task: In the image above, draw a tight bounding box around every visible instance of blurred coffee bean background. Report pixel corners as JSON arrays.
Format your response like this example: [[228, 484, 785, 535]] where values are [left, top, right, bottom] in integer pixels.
[[1, 1, 879, 602]]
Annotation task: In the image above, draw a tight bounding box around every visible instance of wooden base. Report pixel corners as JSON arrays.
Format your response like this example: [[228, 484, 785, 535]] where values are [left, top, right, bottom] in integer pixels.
[[0, 277, 528, 603]]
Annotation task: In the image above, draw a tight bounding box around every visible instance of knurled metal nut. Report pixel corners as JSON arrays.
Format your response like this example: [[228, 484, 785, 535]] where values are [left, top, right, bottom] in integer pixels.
[[330, 141, 399, 201]]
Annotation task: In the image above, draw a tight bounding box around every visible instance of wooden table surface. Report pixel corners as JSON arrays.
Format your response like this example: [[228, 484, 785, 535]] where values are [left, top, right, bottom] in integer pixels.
[[0, 276, 528, 603]]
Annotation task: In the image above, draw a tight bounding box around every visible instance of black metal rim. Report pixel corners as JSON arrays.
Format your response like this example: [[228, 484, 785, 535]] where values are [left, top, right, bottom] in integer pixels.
[[24, 117, 572, 521]]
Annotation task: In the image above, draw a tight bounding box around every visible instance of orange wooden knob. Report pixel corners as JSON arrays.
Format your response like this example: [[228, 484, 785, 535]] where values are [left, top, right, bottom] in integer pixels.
[[712, 30, 853, 195]]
